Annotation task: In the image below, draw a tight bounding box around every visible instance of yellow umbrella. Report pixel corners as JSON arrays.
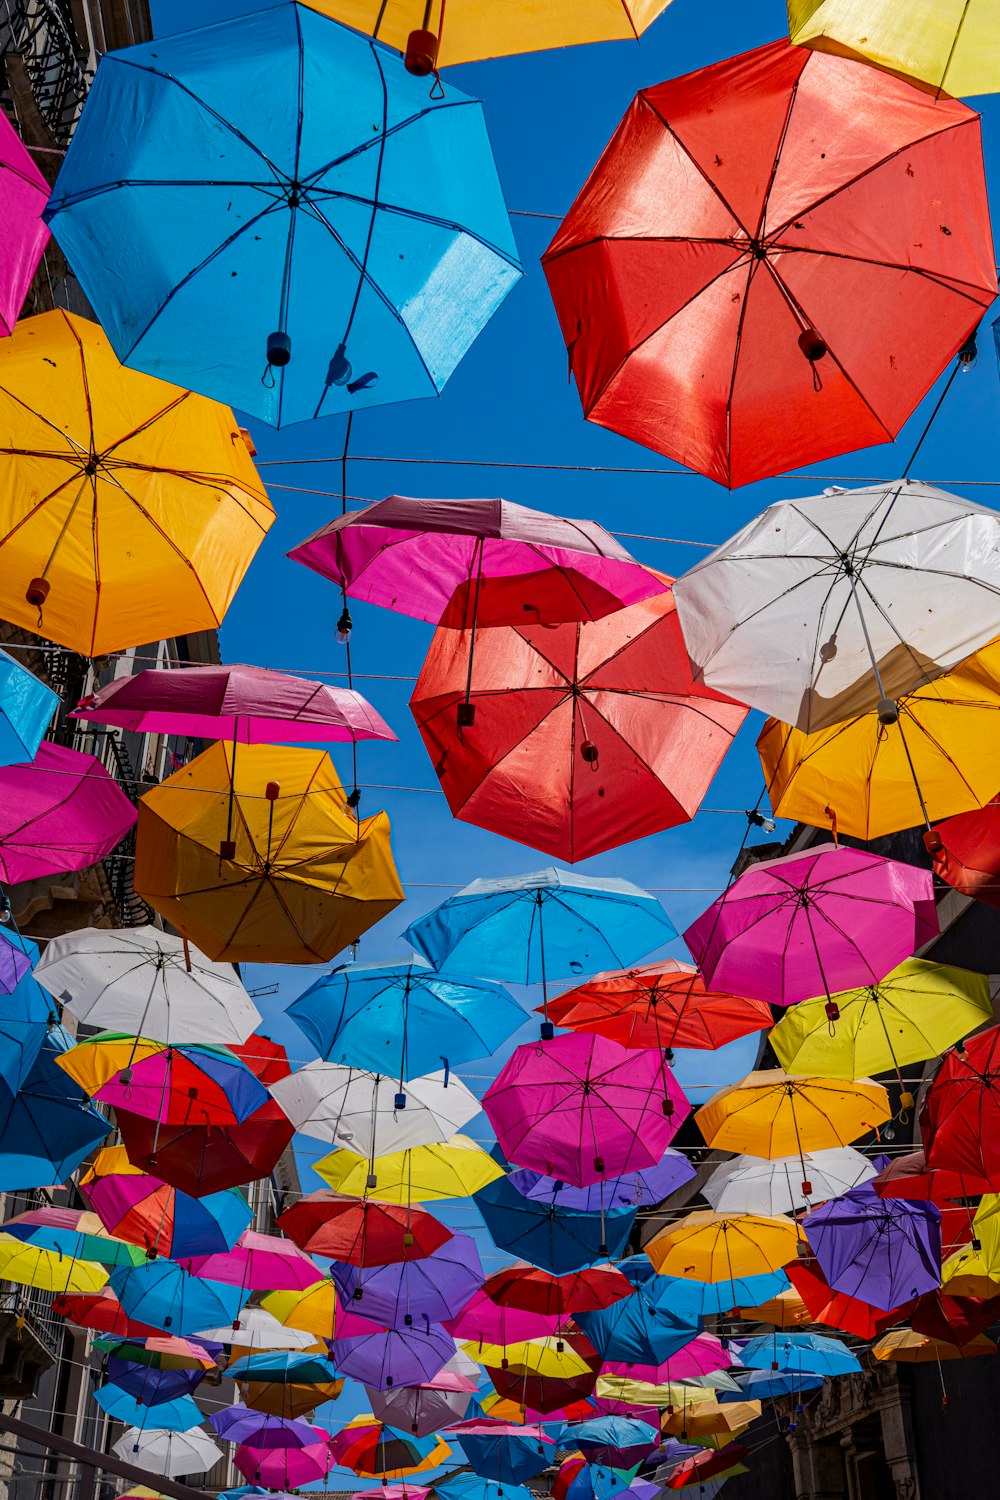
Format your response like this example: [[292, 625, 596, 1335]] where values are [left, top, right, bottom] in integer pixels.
[[788, 0, 1000, 98], [303, 0, 672, 69], [940, 1243, 1000, 1300], [964, 1194, 1000, 1279], [314, 1134, 505, 1203], [0, 1233, 109, 1294], [758, 642, 1000, 841], [769, 959, 992, 1081], [695, 1070, 890, 1158], [872, 1329, 997, 1363], [661, 1399, 760, 1439], [595, 1375, 737, 1409], [462, 1336, 593, 1379], [262, 1283, 341, 1342], [737, 1289, 812, 1328], [0, 310, 273, 655], [134, 743, 404, 964], [645, 1210, 803, 1282]]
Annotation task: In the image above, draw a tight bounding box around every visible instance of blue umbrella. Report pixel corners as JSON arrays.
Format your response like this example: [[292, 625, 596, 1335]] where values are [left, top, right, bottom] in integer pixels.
[[0, 649, 58, 766], [647, 1270, 792, 1318], [574, 1292, 700, 1366], [0, 944, 58, 1093], [109, 1259, 250, 1336], [458, 1431, 553, 1485], [569, 1417, 658, 1468], [437, 1478, 534, 1500], [105, 1357, 207, 1406], [507, 1153, 696, 1213], [718, 1369, 825, 1403], [738, 1330, 861, 1378], [565, 1465, 636, 1500], [160, 1186, 253, 1260], [288, 957, 526, 1080], [93, 1386, 204, 1430], [473, 1175, 636, 1275], [0, 1024, 111, 1190], [225, 1351, 340, 1383], [45, 4, 521, 428]]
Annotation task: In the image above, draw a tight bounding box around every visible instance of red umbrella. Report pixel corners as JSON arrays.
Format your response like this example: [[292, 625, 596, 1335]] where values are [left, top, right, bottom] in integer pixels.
[[542, 39, 996, 488], [909, 1289, 1000, 1349], [785, 1260, 912, 1340], [487, 1343, 603, 1415], [872, 1150, 995, 1205], [922, 1027, 1000, 1181], [116, 1096, 295, 1198], [277, 1191, 453, 1266], [52, 1287, 163, 1340], [410, 583, 746, 862], [665, 1443, 750, 1490], [545, 960, 772, 1054], [233, 1034, 292, 1087], [482, 1265, 634, 1318], [931, 794, 1000, 909]]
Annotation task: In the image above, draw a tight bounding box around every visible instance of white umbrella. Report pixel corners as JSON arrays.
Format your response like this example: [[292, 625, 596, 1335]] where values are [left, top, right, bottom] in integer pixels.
[[269, 1062, 480, 1154], [113, 1426, 222, 1477], [703, 1147, 876, 1215], [35, 925, 260, 1046], [673, 480, 1000, 734], [195, 1307, 319, 1351]]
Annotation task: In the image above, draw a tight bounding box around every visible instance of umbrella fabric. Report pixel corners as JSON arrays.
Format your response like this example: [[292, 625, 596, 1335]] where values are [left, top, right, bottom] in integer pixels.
[[573, 1293, 700, 1366], [37, 926, 261, 1048], [369, 1381, 473, 1438], [872, 1150, 995, 1205], [0, 956, 61, 1093], [197, 1309, 321, 1355], [673, 481, 1000, 734], [0, 648, 57, 768], [0, 113, 49, 331], [409, 585, 746, 862], [328, 1234, 485, 1327], [542, 40, 995, 488], [695, 1070, 891, 1158], [330, 1419, 448, 1478], [114, 1095, 295, 1198], [113, 1427, 222, 1477], [485, 1349, 603, 1414], [600, 1333, 732, 1385], [475, 1175, 636, 1274], [270, 1062, 480, 1154], [46, 6, 520, 428], [546, 960, 772, 1052], [739, 1330, 860, 1377], [233, 1439, 336, 1488], [660, 1399, 760, 1440], [52, 1288, 163, 1341], [718, 1371, 823, 1405], [507, 1157, 696, 1212], [288, 957, 525, 1078], [316, 1136, 503, 1204], [922, 1025, 1000, 1180], [291, 495, 663, 629], [685, 844, 937, 1006], [484, 1032, 690, 1188], [179, 1230, 321, 1293], [909, 1288, 1000, 1349], [438, 1479, 532, 1500], [354, 1488, 431, 1500], [109, 1260, 250, 1335], [227, 1351, 341, 1384], [104, 1359, 206, 1406], [404, 868, 675, 984], [932, 793, 1000, 910], [449, 1426, 553, 1483], [64, 1036, 269, 1127], [703, 1148, 875, 1216], [759, 640, 1000, 841], [475, 1264, 633, 1318], [330, 1322, 455, 1390], [0, 310, 273, 654], [79, 1146, 252, 1257], [0, 742, 136, 885], [0, 1233, 108, 1295], [0, 1026, 112, 1191], [135, 743, 403, 965], [663, 1442, 750, 1487], [97, 1390, 204, 1431], [785, 1260, 911, 1340], [277, 1191, 452, 1265], [211, 1411, 319, 1449], [260, 1282, 341, 1344], [803, 1182, 942, 1310], [736, 1289, 811, 1329], [788, 0, 997, 95], [646, 1213, 802, 1282], [72, 663, 395, 746], [648, 1271, 792, 1319], [96, 1336, 217, 1372], [237, 1378, 344, 1421], [872, 1329, 997, 1363], [2, 1208, 145, 1268]]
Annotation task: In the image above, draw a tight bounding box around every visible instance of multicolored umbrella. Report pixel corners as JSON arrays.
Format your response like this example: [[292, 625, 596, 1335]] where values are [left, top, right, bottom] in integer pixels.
[[475, 1175, 637, 1274], [270, 1062, 481, 1155], [2, 1207, 145, 1268], [79, 1146, 252, 1258], [0, 742, 136, 885], [803, 1182, 942, 1311], [277, 1190, 453, 1265], [599, 1333, 732, 1386], [574, 1292, 700, 1367], [542, 40, 995, 486], [329, 1418, 450, 1478], [445, 1421, 554, 1483], [60, 1034, 269, 1127], [788, 0, 997, 96]]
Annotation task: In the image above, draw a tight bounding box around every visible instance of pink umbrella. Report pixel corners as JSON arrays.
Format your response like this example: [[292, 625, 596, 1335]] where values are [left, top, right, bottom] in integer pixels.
[[234, 1434, 336, 1487], [0, 742, 136, 885], [178, 1229, 322, 1293], [354, 1488, 432, 1500], [483, 1033, 691, 1189], [684, 843, 938, 1008], [445, 1290, 563, 1344], [0, 113, 50, 334], [602, 1333, 735, 1383]]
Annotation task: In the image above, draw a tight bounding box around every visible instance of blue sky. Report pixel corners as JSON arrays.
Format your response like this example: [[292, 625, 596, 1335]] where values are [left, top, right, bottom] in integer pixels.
[[145, 0, 1000, 1468]]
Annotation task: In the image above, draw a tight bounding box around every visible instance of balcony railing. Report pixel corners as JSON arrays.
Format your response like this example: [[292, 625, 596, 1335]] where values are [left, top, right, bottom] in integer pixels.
[[0, 0, 90, 145]]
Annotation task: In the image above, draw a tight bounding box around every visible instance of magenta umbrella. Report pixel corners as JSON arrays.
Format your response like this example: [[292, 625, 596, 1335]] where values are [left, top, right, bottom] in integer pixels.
[[179, 1230, 322, 1293], [354, 1488, 432, 1500], [684, 843, 938, 1008], [0, 742, 136, 885], [483, 1033, 690, 1189], [0, 112, 50, 334], [445, 1290, 563, 1345], [233, 1435, 336, 1487], [601, 1333, 734, 1383]]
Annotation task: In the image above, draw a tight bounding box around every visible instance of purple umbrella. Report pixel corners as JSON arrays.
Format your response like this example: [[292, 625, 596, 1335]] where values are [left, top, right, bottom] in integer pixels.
[[328, 1322, 455, 1391], [803, 1180, 941, 1312], [0, 932, 32, 997], [0, 743, 137, 885], [508, 1150, 695, 1212], [330, 1234, 485, 1327], [210, 1410, 318, 1448]]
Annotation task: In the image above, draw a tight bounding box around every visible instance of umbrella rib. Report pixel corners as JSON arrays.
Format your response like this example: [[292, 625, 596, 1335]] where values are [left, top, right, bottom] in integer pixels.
[[771, 243, 993, 304]]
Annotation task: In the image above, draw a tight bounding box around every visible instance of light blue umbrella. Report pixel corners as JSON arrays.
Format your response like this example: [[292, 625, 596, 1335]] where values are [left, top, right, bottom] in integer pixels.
[[0, 939, 57, 1094], [438, 1478, 534, 1500], [225, 1351, 340, 1384], [93, 1386, 204, 1431], [45, 4, 521, 427], [717, 1369, 825, 1403], [0, 649, 58, 766], [288, 956, 526, 1079], [109, 1259, 250, 1336], [574, 1291, 700, 1366], [647, 1270, 792, 1318], [569, 1417, 658, 1468], [0, 1024, 111, 1190], [739, 1330, 861, 1378], [474, 1174, 636, 1275]]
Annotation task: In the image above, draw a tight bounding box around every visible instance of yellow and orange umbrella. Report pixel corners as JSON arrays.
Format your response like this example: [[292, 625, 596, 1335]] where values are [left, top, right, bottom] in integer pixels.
[[695, 1070, 891, 1158], [645, 1211, 803, 1282]]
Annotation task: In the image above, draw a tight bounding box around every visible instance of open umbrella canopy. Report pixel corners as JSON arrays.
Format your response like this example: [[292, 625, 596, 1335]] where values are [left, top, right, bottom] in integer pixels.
[[803, 1181, 943, 1311], [0, 109, 49, 332], [227, 1351, 342, 1385], [36, 926, 261, 1048], [369, 1375, 475, 1438], [135, 743, 403, 965], [922, 1025, 1000, 1180], [477, 1176, 637, 1275], [277, 1190, 453, 1265], [179, 1229, 322, 1292], [79, 1146, 252, 1258], [96, 1336, 217, 1372], [316, 1136, 504, 1203], [114, 1094, 295, 1198], [703, 1148, 875, 1216], [97, 1390, 205, 1432], [542, 40, 995, 487], [113, 1426, 222, 1477], [663, 1443, 750, 1490], [52, 1288, 164, 1342], [288, 957, 525, 1078], [447, 1423, 554, 1483], [2, 1207, 146, 1268], [645, 1213, 802, 1283], [0, 956, 61, 1093], [684, 844, 937, 1006], [872, 1329, 998, 1363], [931, 794, 1000, 910], [330, 1321, 455, 1391], [330, 1418, 450, 1478], [788, 0, 999, 96], [507, 1156, 697, 1214], [871, 1150, 996, 1205], [739, 1330, 860, 1377], [0, 742, 136, 885], [104, 1358, 208, 1407], [484, 1032, 690, 1188], [45, 6, 521, 427], [574, 1291, 700, 1366], [0, 311, 272, 654], [327, 1234, 485, 1328], [0, 647, 57, 768], [642, 1266, 793, 1318], [60, 1034, 269, 1127], [270, 1062, 481, 1154], [0, 1232, 109, 1295], [109, 1259, 250, 1336], [736, 1289, 811, 1329], [695, 1070, 891, 1158], [476, 1264, 633, 1318], [600, 1333, 732, 1386], [196, 1309, 321, 1355], [211, 1411, 320, 1446], [660, 1397, 761, 1440], [233, 1437, 336, 1489], [237, 1377, 345, 1421], [0, 1025, 112, 1191]]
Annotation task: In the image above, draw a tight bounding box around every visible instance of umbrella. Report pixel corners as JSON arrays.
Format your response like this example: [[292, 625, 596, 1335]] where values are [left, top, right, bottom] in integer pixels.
[[788, 0, 997, 95], [79, 1145, 252, 1257], [238, 1378, 345, 1422], [0, 648, 57, 768], [2, 1208, 145, 1268], [438, 1480, 532, 1500], [487, 1358, 603, 1416], [544, 1416, 652, 1469], [684, 844, 937, 1007], [291, 495, 663, 633], [660, 1399, 760, 1440], [36, 926, 261, 1048], [573, 1293, 700, 1367], [97, 1337, 218, 1372], [104, 1358, 208, 1407], [468, 1335, 600, 1381], [922, 1025, 1000, 1180], [483, 1032, 690, 1188], [663, 1444, 750, 1490], [227, 1351, 341, 1384], [909, 1288, 1000, 1349], [211, 1411, 320, 1445], [52, 1288, 163, 1341], [446, 1423, 554, 1483], [803, 1181, 942, 1310], [718, 1371, 824, 1406], [475, 1264, 632, 1318], [330, 1418, 450, 1478], [507, 1156, 697, 1213], [409, 583, 746, 862], [328, 1233, 485, 1327], [872, 1150, 995, 1205], [136, 743, 403, 964], [196, 1310, 321, 1355], [736, 1289, 811, 1329], [113, 1427, 222, 1476], [475, 1175, 636, 1273], [0, 1025, 111, 1191], [636, 1264, 794, 1317], [770, 959, 991, 1081], [97, 1390, 205, 1431], [695, 1070, 891, 1158], [233, 1439, 336, 1488], [703, 1148, 875, 1216], [0, 1233, 108, 1295], [0, 310, 273, 653], [931, 794, 1000, 909], [541, 40, 995, 488], [785, 1260, 909, 1340], [739, 1330, 859, 1377], [759, 639, 1000, 841], [288, 957, 525, 1079], [369, 1365, 476, 1436], [45, 5, 520, 427], [0, 742, 136, 885], [179, 1229, 322, 1293], [645, 1213, 802, 1282], [873, 1329, 998, 1363], [545, 960, 772, 1055], [330, 1322, 455, 1390], [60, 1034, 269, 1127], [316, 1136, 504, 1203], [234, 1034, 292, 1086], [353, 1489, 431, 1500], [673, 481, 1000, 734], [269, 1062, 480, 1154], [114, 1095, 295, 1198], [277, 1190, 452, 1265], [0, 110, 49, 330], [0, 956, 60, 1092], [109, 1260, 250, 1336], [599, 1333, 732, 1386]]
